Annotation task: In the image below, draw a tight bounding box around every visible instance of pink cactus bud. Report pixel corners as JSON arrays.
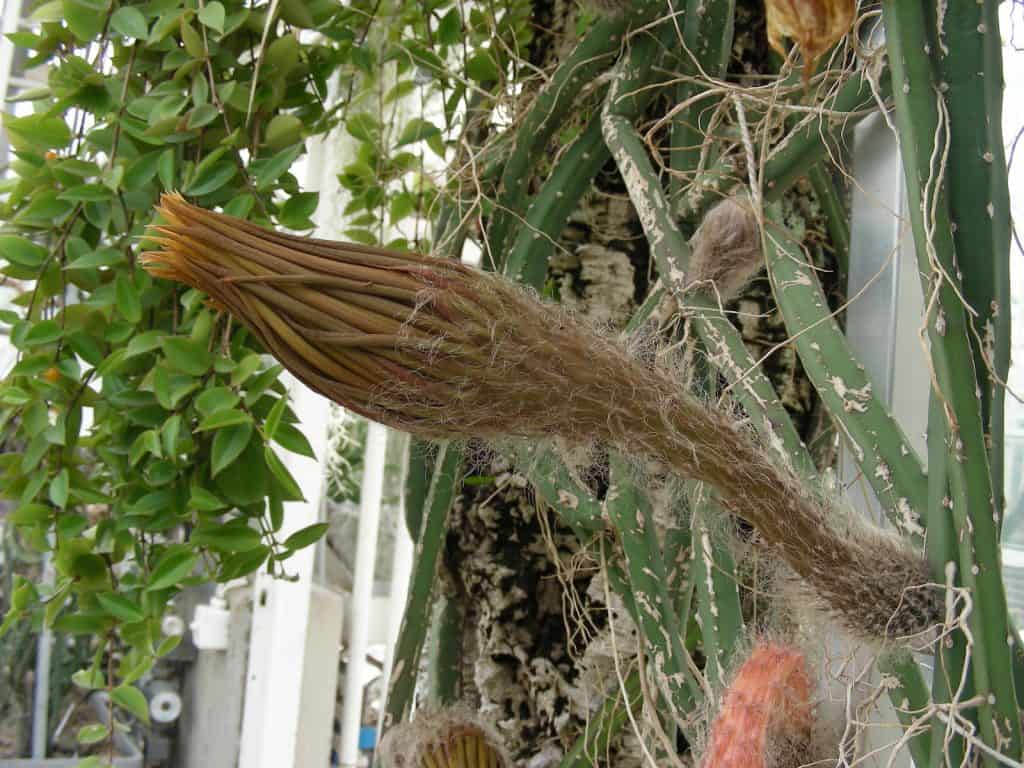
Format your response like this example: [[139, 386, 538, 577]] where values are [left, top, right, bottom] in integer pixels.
[[703, 643, 813, 768]]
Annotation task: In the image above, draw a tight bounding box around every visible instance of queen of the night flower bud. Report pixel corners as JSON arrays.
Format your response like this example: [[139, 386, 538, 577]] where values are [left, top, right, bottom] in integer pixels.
[[703, 643, 813, 768], [143, 192, 558, 436], [377, 708, 509, 768], [142, 194, 941, 642]]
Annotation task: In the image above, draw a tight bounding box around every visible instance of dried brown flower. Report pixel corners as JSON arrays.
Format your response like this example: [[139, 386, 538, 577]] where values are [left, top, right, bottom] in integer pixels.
[[765, 0, 856, 73], [142, 194, 940, 640]]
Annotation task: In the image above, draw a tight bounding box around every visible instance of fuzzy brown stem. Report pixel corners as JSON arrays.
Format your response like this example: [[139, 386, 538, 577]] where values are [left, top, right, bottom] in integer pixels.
[[142, 194, 941, 640]]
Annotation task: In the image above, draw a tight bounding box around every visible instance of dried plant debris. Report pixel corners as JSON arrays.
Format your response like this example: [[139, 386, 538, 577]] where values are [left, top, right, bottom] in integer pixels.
[[765, 0, 856, 74]]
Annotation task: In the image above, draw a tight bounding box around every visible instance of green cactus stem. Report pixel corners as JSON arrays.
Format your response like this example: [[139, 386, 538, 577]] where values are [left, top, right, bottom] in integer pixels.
[[602, 107, 817, 478], [605, 456, 705, 711], [762, 208, 929, 537], [881, 0, 1021, 758], [384, 442, 463, 729], [689, 482, 744, 690], [485, 1, 663, 269]]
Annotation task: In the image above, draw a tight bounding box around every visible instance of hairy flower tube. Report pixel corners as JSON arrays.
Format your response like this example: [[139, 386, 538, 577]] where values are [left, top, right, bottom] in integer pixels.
[[703, 643, 813, 768], [142, 194, 941, 640], [377, 707, 509, 768]]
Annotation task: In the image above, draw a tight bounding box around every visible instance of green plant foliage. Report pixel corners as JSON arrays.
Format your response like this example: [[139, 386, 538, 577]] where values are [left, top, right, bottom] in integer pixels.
[[0, 0, 543, 751]]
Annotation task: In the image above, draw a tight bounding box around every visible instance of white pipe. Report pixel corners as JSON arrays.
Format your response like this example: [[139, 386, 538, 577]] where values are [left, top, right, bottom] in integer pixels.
[[339, 420, 388, 768], [237, 70, 339, 768], [379, 441, 414, 722], [31, 552, 53, 758], [0, 0, 23, 105], [237, 375, 331, 768]]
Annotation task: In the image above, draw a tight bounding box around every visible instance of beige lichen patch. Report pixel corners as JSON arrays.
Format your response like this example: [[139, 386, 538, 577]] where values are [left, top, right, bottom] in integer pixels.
[[549, 244, 636, 327], [828, 376, 871, 413]]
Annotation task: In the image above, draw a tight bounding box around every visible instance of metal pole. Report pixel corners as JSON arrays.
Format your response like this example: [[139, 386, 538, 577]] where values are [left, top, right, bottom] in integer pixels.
[[31, 552, 53, 758], [379, 437, 414, 723], [339, 421, 388, 768], [0, 0, 24, 103]]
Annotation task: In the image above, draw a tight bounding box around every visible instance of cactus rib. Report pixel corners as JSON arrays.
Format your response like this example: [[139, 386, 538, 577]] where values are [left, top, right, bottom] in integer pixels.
[[882, 0, 1021, 759]]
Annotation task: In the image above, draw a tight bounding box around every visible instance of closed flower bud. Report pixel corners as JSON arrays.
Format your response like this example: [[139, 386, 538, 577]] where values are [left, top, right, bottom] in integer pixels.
[[377, 708, 509, 768], [142, 194, 941, 642], [703, 643, 813, 768], [687, 198, 764, 300]]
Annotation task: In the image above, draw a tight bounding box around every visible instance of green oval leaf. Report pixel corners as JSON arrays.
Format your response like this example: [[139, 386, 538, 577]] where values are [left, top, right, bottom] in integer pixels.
[[96, 592, 146, 624], [184, 160, 236, 196], [218, 545, 270, 580], [187, 103, 220, 130], [9, 502, 51, 525], [273, 422, 315, 458], [161, 337, 210, 376], [395, 117, 440, 147], [198, 1, 225, 33], [65, 246, 123, 270], [115, 273, 142, 323], [282, 522, 328, 551], [146, 548, 197, 591], [189, 483, 228, 512], [77, 723, 110, 745], [264, 114, 302, 149], [190, 522, 262, 552], [125, 330, 165, 358], [49, 468, 69, 508], [263, 446, 304, 501], [195, 386, 240, 417], [72, 667, 105, 690], [63, 0, 106, 41], [211, 421, 253, 476], [0, 235, 47, 268], [197, 408, 252, 432], [112, 684, 150, 724], [465, 51, 500, 82], [23, 320, 63, 347], [110, 6, 148, 39], [57, 183, 110, 202]]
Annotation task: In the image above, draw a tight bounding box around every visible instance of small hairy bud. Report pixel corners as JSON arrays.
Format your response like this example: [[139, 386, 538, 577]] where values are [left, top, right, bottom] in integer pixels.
[[687, 198, 764, 300], [766, 0, 856, 74], [142, 195, 942, 642], [703, 643, 813, 768], [377, 708, 509, 768]]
